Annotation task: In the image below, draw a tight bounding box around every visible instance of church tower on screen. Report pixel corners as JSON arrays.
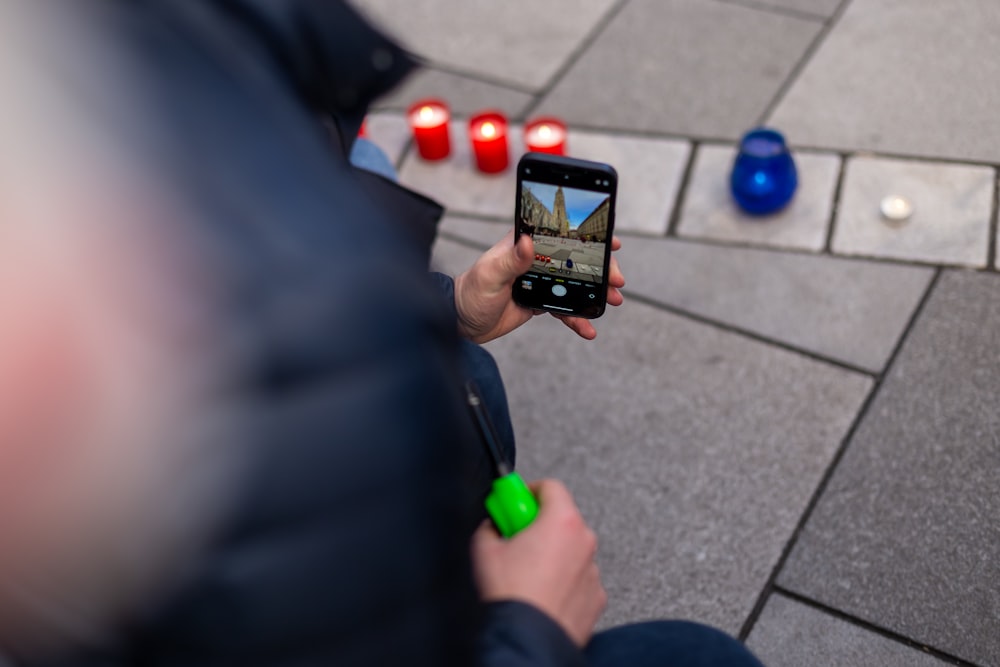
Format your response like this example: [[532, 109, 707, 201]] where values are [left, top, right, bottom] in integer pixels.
[[553, 186, 570, 236]]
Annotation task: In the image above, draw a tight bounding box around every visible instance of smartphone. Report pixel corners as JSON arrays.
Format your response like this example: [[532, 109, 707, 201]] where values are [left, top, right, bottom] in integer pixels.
[[513, 153, 618, 319]]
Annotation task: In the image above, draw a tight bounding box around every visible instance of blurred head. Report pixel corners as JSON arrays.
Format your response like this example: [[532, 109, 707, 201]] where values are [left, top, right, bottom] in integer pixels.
[[0, 3, 242, 654]]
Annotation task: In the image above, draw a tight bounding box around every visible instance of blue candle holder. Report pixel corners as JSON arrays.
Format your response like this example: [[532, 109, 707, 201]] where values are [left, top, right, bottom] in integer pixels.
[[729, 128, 798, 216]]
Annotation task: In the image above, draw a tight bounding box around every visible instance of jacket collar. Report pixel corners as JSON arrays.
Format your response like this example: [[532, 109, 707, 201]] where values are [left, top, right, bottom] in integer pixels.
[[216, 0, 415, 123]]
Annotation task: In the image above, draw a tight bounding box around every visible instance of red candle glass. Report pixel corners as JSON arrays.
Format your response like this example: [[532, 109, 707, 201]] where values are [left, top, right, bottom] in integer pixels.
[[524, 117, 567, 155], [408, 99, 451, 161], [468, 111, 509, 174]]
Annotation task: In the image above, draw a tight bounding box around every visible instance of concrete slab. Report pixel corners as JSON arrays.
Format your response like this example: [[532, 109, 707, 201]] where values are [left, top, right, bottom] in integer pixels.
[[438, 216, 510, 250], [997, 223, 1000, 270], [768, 0, 1000, 163], [351, 0, 617, 91], [746, 0, 842, 19], [430, 235, 483, 277], [568, 131, 690, 236], [363, 112, 411, 167], [373, 68, 534, 118], [399, 122, 524, 218], [777, 270, 1000, 666], [534, 0, 821, 139], [618, 237, 932, 372], [747, 594, 951, 667], [479, 288, 870, 632], [832, 157, 994, 268], [678, 145, 839, 251]]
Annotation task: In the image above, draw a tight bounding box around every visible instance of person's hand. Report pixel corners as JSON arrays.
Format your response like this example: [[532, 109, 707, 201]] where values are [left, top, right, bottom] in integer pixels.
[[453, 232, 626, 344], [471, 479, 606, 647]]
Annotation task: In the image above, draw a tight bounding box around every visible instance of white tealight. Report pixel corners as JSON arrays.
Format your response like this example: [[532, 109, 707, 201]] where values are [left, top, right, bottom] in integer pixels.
[[880, 195, 913, 222]]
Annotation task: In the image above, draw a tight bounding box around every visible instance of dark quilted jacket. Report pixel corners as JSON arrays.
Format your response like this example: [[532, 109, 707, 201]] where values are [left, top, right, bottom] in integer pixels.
[[16, 2, 584, 666]]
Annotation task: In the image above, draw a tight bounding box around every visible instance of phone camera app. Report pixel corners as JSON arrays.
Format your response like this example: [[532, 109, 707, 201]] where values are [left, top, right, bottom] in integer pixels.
[[518, 180, 610, 285]]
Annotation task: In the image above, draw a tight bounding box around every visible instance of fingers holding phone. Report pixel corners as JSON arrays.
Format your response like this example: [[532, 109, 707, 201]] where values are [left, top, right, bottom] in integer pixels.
[[607, 235, 626, 305]]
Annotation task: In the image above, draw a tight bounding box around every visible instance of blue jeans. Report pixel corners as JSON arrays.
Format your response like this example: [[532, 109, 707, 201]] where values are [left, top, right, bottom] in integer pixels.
[[350, 136, 398, 180], [350, 140, 765, 667], [586, 620, 764, 667]]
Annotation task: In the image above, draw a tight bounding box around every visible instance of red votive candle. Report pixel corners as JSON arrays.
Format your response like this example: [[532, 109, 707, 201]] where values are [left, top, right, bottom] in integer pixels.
[[524, 117, 567, 155], [408, 99, 451, 161], [469, 111, 509, 174]]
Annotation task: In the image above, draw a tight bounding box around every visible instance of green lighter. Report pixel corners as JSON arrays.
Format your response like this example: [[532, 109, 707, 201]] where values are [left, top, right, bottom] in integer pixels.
[[465, 382, 539, 538]]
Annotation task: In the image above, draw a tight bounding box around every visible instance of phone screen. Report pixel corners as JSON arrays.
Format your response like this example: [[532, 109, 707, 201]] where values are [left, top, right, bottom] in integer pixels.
[[513, 154, 617, 318]]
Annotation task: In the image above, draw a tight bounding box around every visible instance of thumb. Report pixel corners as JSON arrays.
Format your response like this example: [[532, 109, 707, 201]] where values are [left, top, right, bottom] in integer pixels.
[[493, 232, 534, 283], [472, 232, 534, 292], [472, 519, 503, 554]]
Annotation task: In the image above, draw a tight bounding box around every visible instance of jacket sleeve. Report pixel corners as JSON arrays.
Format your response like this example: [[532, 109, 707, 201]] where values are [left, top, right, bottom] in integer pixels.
[[429, 272, 461, 325], [478, 602, 587, 667]]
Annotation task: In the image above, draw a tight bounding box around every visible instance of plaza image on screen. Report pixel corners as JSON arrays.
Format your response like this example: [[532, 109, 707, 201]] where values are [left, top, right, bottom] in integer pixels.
[[518, 181, 611, 284]]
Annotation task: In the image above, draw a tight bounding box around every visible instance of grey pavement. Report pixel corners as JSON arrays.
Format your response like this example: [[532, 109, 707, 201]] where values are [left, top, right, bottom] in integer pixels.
[[768, 0, 1000, 163], [833, 156, 995, 268], [535, 0, 823, 139], [530, 236, 606, 282], [434, 238, 871, 634], [358, 0, 1000, 663], [354, 0, 617, 91], [747, 594, 954, 667], [777, 270, 1000, 666], [374, 68, 535, 117]]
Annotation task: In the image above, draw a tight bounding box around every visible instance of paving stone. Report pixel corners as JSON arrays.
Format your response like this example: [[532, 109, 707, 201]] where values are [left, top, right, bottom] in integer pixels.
[[430, 234, 483, 278], [768, 0, 1000, 163], [534, 0, 821, 139], [832, 156, 994, 268], [777, 270, 1000, 666], [568, 131, 690, 236], [351, 0, 616, 90], [747, 0, 842, 19], [363, 112, 411, 167], [474, 280, 872, 632], [997, 225, 1000, 271], [373, 68, 535, 118], [746, 594, 951, 667], [399, 122, 524, 218], [438, 216, 510, 250], [618, 237, 931, 372], [678, 145, 839, 251]]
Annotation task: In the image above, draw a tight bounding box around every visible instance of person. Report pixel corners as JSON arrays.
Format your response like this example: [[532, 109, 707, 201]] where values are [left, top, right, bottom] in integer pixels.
[[0, 1, 766, 666]]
